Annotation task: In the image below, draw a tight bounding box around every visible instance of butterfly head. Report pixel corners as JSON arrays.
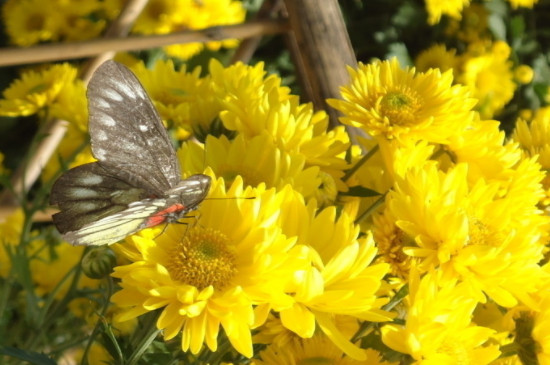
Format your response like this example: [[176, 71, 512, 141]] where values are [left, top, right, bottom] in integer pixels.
[[170, 174, 211, 210]]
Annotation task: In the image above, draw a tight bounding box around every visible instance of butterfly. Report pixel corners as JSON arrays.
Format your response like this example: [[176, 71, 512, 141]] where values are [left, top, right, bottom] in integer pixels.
[[50, 60, 211, 246]]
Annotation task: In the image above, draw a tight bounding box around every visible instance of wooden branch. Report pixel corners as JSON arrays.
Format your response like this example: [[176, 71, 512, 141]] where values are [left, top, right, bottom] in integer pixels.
[[0, 20, 289, 68], [283, 0, 357, 128]]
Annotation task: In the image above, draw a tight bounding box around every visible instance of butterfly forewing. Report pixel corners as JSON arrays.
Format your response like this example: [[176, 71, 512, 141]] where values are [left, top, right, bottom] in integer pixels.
[[87, 61, 181, 195], [50, 60, 211, 246]]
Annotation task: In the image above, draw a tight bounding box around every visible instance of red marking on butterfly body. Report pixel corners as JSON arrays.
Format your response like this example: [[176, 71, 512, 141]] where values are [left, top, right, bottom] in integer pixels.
[[145, 203, 186, 227]]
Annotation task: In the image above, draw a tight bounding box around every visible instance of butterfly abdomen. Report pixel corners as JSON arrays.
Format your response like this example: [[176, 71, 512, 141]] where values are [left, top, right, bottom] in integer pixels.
[[143, 203, 187, 227]]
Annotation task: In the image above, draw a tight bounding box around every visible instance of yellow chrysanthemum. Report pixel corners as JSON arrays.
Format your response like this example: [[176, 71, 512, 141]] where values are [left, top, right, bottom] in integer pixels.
[[445, 3, 490, 43], [178, 134, 322, 199], [132, 0, 188, 34], [457, 41, 516, 118], [381, 270, 500, 363], [376, 162, 547, 307], [130, 59, 217, 139], [2, 0, 63, 46], [55, 0, 105, 42], [328, 58, 476, 144], [208, 59, 350, 188], [0, 63, 78, 117], [49, 78, 88, 132], [511, 108, 550, 161], [111, 178, 312, 357], [2, 0, 104, 45], [447, 117, 522, 183], [131, 0, 245, 60], [268, 193, 393, 360], [424, 0, 470, 24], [253, 334, 397, 365], [163, 0, 245, 59], [511, 108, 550, 205], [210, 60, 349, 160], [415, 44, 457, 73]]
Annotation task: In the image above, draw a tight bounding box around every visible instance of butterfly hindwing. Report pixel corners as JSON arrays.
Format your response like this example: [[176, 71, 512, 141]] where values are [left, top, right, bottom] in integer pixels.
[[87, 60, 181, 195], [61, 200, 169, 246], [50, 162, 152, 234]]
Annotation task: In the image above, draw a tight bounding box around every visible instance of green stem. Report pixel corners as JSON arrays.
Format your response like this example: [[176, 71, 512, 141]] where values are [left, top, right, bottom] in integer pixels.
[[126, 311, 162, 365], [343, 144, 379, 182], [81, 276, 115, 365], [354, 192, 387, 225]]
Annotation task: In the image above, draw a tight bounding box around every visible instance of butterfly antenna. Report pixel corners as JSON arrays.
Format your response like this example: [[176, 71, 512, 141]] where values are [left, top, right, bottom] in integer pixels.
[[204, 196, 255, 201]]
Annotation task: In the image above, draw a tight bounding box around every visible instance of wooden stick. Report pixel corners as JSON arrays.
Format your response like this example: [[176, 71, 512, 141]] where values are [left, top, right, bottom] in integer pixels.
[[283, 0, 356, 128], [0, 20, 289, 68]]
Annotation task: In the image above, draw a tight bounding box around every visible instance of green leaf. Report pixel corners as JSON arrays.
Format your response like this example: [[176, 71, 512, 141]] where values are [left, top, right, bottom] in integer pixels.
[[0, 346, 57, 365], [510, 15, 525, 39]]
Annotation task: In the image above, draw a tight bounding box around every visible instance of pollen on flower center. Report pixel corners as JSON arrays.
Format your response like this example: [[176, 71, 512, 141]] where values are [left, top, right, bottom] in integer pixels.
[[168, 227, 236, 290], [468, 217, 503, 247], [437, 340, 469, 364], [379, 89, 421, 126], [379, 227, 413, 279]]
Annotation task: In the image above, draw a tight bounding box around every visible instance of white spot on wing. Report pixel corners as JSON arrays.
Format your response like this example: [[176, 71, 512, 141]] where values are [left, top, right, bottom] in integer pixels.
[[97, 113, 116, 126], [76, 201, 101, 211], [102, 88, 123, 101], [79, 174, 103, 185], [95, 130, 108, 141], [116, 82, 136, 99], [94, 148, 107, 159], [134, 86, 147, 100], [139, 124, 149, 132], [68, 187, 99, 199], [96, 97, 111, 109]]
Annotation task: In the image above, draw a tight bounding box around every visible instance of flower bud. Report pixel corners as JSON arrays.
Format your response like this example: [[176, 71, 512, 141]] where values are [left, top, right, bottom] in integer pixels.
[[81, 247, 117, 279]]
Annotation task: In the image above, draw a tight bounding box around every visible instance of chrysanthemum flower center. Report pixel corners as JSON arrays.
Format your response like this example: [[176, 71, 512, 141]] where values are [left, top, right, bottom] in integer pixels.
[[315, 171, 337, 207], [379, 228, 413, 279], [379, 89, 421, 126], [468, 217, 502, 247], [437, 340, 469, 364], [168, 227, 236, 290], [27, 14, 45, 32]]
